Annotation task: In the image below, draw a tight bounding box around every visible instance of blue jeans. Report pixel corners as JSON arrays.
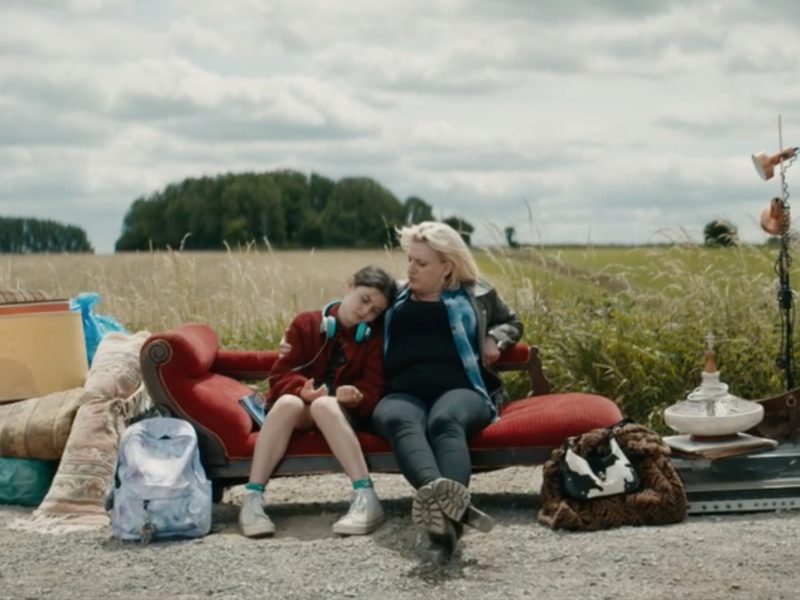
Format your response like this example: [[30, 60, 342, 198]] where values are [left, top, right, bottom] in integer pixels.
[[372, 389, 493, 489]]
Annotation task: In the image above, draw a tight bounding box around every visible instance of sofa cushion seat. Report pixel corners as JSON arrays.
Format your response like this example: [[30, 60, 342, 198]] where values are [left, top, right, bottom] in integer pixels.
[[166, 373, 255, 459], [224, 393, 622, 461], [475, 393, 622, 449]]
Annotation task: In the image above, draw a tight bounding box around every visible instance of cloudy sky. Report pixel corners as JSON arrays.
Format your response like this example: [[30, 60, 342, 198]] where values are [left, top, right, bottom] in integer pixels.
[[2, 0, 800, 253]]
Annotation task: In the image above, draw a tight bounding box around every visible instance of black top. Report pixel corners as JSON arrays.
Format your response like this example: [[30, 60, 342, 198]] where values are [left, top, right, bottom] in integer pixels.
[[322, 342, 346, 392], [384, 299, 472, 402]]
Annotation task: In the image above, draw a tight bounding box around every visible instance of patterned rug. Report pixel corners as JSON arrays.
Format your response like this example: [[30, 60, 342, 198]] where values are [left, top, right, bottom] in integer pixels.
[[34, 397, 125, 526]]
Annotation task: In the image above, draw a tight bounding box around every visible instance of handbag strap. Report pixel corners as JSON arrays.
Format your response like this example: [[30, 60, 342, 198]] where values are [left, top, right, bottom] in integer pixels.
[[610, 417, 635, 435], [562, 417, 636, 456]]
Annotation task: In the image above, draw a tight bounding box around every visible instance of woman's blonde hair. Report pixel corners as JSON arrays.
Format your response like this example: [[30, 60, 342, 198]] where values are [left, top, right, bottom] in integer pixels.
[[397, 221, 479, 288]]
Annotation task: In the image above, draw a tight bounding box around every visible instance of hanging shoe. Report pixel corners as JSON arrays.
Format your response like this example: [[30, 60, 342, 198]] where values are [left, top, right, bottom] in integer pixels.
[[332, 487, 385, 535], [431, 477, 495, 533], [412, 481, 447, 535], [238, 490, 275, 538]]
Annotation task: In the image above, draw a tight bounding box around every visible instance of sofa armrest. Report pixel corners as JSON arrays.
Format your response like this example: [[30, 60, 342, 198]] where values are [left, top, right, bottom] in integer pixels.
[[495, 343, 552, 397], [141, 322, 220, 378], [212, 350, 278, 380], [141, 323, 257, 466]]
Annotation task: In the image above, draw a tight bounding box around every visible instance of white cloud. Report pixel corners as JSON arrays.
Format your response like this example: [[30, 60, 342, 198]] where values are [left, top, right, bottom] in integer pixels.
[[168, 18, 232, 55], [1, 0, 799, 252]]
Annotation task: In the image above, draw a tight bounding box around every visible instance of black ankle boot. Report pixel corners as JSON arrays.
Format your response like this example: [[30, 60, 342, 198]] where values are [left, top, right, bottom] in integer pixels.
[[425, 517, 462, 561]]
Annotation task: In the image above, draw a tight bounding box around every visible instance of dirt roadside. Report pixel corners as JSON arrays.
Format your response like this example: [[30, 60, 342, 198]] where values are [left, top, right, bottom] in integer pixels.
[[2, 466, 799, 600]]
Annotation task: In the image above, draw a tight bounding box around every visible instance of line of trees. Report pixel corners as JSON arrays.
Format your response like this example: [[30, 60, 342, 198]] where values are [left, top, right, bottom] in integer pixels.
[[0, 217, 93, 253], [115, 170, 473, 251]]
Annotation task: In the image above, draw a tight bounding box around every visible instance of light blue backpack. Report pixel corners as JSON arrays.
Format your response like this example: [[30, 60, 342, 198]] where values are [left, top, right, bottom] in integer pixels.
[[108, 417, 212, 542]]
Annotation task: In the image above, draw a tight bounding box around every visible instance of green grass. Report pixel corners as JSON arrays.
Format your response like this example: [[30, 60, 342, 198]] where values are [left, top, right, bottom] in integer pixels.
[[2, 244, 795, 432], [477, 244, 791, 429], [512, 244, 777, 294]]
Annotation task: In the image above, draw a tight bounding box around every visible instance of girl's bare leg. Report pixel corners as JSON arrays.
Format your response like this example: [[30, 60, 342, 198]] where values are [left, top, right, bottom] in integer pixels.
[[248, 394, 314, 484], [309, 396, 369, 481]]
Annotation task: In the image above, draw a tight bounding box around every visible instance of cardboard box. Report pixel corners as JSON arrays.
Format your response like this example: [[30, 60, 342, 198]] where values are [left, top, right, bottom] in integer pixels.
[[0, 311, 88, 403]]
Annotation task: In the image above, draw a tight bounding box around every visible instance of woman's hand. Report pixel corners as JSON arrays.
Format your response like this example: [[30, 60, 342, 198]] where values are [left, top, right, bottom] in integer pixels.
[[300, 378, 329, 403], [335, 385, 364, 407], [482, 335, 501, 365]]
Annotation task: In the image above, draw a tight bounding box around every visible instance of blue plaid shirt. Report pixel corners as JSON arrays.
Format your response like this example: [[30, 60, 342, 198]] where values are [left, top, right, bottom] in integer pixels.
[[383, 285, 496, 418]]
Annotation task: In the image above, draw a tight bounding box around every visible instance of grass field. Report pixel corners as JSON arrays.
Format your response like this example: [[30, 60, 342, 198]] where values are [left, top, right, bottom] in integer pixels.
[[1, 249, 403, 346], [2, 244, 793, 431]]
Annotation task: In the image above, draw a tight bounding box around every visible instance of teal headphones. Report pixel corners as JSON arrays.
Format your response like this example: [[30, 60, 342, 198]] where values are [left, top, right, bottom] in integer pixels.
[[321, 300, 371, 344]]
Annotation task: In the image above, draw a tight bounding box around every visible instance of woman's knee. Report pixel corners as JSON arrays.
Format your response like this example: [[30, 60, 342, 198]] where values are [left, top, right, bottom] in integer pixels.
[[426, 412, 466, 439], [308, 395, 341, 420], [373, 400, 420, 434], [427, 391, 491, 438]]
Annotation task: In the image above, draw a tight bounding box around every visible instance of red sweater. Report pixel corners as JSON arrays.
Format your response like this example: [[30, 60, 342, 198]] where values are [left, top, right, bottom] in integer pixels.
[[265, 304, 384, 424]]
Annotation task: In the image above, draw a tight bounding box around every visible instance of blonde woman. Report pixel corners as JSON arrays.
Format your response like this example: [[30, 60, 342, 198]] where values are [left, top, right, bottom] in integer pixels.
[[372, 222, 522, 559]]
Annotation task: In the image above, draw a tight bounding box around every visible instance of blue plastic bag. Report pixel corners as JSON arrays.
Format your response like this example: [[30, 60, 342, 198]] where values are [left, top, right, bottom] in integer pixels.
[[70, 292, 128, 365]]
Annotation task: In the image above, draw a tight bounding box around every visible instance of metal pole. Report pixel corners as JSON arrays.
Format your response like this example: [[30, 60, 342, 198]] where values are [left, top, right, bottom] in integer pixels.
[[777, 115, 795, 390], [778, 232, 794, 390]]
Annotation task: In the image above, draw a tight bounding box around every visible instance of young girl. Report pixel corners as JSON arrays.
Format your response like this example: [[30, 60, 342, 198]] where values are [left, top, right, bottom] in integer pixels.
[[239, 265, 398, 538]]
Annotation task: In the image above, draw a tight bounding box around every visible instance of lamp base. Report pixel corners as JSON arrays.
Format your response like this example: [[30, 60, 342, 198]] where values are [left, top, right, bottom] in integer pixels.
[[666, 432, 777, 460], [690, 433, 741, 443]]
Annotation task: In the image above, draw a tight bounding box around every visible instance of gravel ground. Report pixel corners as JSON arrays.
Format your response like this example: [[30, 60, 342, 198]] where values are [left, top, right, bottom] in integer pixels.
[[2, 466, 800, 600]]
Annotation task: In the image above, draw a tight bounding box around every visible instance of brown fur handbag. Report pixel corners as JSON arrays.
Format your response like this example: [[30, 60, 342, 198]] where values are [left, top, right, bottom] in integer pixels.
[[538, 422, 688, 531]]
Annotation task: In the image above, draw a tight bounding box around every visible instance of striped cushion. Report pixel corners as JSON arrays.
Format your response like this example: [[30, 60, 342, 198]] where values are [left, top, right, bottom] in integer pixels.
[[0, 289, 57, 304], [0, 388, 89, 459]]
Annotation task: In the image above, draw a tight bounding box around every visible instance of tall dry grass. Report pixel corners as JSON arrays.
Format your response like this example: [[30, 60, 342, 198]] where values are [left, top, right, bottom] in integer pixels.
[[1, 245, 793, 431], [0, 248, 402, 348]]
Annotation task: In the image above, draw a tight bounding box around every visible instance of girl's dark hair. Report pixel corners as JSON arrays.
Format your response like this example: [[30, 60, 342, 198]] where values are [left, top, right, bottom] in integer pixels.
[[353, 265, 398, 305]]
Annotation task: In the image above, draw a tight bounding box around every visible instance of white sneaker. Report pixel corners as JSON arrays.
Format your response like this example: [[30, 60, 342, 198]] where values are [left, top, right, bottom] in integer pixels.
[[238, 490, 275, 538], [332, 487, 385, 535]]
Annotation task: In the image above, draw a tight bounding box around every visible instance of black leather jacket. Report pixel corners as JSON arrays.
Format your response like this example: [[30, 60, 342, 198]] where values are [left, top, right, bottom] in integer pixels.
[[463, 279, 523, 355], [464, 279, 523, 409]]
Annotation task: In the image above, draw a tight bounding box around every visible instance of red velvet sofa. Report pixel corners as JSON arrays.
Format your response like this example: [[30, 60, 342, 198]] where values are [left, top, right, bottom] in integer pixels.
[[141, 323, 623, 500]]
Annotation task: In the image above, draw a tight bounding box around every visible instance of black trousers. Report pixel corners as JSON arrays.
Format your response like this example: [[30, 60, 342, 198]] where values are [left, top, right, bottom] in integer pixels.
[[372, 388, 493, 489]]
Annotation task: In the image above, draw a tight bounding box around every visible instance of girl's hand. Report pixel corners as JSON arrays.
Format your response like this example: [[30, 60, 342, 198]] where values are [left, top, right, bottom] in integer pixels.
[[300, 379, 329, 403], [336, 385, 364, 407], [277, 336, 292, 357], [482, 336, 501, 365]]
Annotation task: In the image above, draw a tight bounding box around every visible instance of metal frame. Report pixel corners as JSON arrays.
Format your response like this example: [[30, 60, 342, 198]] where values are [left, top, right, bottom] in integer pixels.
[[672, 442, 800, 515]]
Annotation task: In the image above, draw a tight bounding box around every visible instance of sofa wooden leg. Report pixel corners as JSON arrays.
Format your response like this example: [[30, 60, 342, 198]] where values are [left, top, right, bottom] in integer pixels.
[[211, 481, 226, 504]]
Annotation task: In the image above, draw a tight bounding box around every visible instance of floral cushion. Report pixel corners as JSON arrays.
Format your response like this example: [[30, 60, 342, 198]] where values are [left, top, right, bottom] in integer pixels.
[[83, 331, 150, 400], [35, 397, 125, 523], [35, 384, 153, 523]]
